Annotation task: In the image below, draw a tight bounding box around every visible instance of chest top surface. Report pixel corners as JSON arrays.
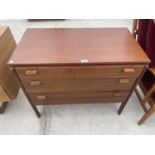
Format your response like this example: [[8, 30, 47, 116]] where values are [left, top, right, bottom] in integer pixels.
[[9, 28, 150, 66]]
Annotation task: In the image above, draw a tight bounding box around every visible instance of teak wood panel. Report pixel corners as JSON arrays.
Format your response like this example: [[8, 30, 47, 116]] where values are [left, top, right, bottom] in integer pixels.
[[15, 65, 144, 80], [1, 66, 20, 99], [0, 27, 20, 101], [19, 78, 137, 93], [0, 27, 16, 77], [0, 86, 10, 101], [0, 27, 8, 38], [8, 28, 150, 66], [29, 92, 128, 105], [29, 91, 129, 98]]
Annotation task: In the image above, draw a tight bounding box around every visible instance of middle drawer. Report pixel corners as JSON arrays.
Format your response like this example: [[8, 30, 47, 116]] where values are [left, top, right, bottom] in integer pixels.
[[21, 78, 136, 93]]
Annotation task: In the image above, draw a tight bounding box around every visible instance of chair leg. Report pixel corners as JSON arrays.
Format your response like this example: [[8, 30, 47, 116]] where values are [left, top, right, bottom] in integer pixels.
[[141, 84, 155, 107], [132, 19, 138, 38], [135, 87, 147, 112], [138, 106, 155, 125]]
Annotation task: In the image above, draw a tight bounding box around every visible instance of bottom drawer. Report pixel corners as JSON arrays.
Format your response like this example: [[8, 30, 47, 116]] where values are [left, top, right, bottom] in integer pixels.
[[0, 86, 10, 101], [29, 91, 129, 105]]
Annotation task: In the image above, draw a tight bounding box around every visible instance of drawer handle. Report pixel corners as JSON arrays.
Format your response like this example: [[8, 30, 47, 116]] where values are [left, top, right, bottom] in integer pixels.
[[123, 68, 135, 73], [119, 79, 129, 83], [36, 95, 46, 100], [30, 81, 41, 86], [25, 70, 37, 75], [114, 92, 123, 97]]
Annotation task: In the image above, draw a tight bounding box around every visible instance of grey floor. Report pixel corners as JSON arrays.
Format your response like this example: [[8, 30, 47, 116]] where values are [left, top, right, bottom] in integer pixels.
[[0, 19, 155, 135]]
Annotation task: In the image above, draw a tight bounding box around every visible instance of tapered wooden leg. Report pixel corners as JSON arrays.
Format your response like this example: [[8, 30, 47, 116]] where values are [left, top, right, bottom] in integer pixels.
[[118, 92, 132, 115], [138, 106, 155, 125], [30, 103, 41, 118], [118, 66, 148, 115], [13, 69, 41, 118], [0, 102, 8, 113], [118, 101, 127, 115]]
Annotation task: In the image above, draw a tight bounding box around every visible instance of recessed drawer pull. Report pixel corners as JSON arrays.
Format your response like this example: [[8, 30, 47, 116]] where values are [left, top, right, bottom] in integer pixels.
[[30, 81, 41, 86], [119, 79, 129, 83], [36, 95, 46, 100], [25, 70, 38, 75], [114, 92, 122, 97], [123, 68, 135, 73]]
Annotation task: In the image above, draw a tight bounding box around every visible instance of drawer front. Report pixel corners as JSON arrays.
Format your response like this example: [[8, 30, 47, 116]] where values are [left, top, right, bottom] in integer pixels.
[[16, 65, 142, 105], [21, 78, 136, 93], [15, 65, 144, 80], [0, 86, 10, 101], [29, 91, 129, 105]]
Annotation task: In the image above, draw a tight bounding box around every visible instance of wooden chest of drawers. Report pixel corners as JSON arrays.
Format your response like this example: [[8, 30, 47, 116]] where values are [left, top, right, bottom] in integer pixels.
[[8, 28, 150, 117], [0, 27, 20, 111]]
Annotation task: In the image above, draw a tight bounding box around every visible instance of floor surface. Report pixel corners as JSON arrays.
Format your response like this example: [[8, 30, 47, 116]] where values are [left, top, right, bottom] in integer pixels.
[[0, 19, 155, 135]]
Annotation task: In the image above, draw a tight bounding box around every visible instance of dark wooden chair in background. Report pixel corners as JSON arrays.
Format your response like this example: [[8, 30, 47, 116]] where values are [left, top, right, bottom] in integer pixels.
[[133, 19, 155, 125]]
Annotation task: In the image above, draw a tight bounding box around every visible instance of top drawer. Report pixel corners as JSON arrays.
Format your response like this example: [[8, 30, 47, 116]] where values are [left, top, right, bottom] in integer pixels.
[[15, 65, 144, 80]]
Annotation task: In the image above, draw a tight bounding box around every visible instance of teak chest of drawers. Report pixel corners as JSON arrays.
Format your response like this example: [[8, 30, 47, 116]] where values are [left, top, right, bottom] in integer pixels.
[[8, 28, 150, 117]]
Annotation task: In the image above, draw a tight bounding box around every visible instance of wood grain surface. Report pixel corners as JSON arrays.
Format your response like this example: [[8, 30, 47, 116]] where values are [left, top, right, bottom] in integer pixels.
[[0, 27, 20, 101], [9, 28, 150, 66], [15, 65, 144, 79], [8, 28, 150, 117], [19, 78, 136, 93]]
